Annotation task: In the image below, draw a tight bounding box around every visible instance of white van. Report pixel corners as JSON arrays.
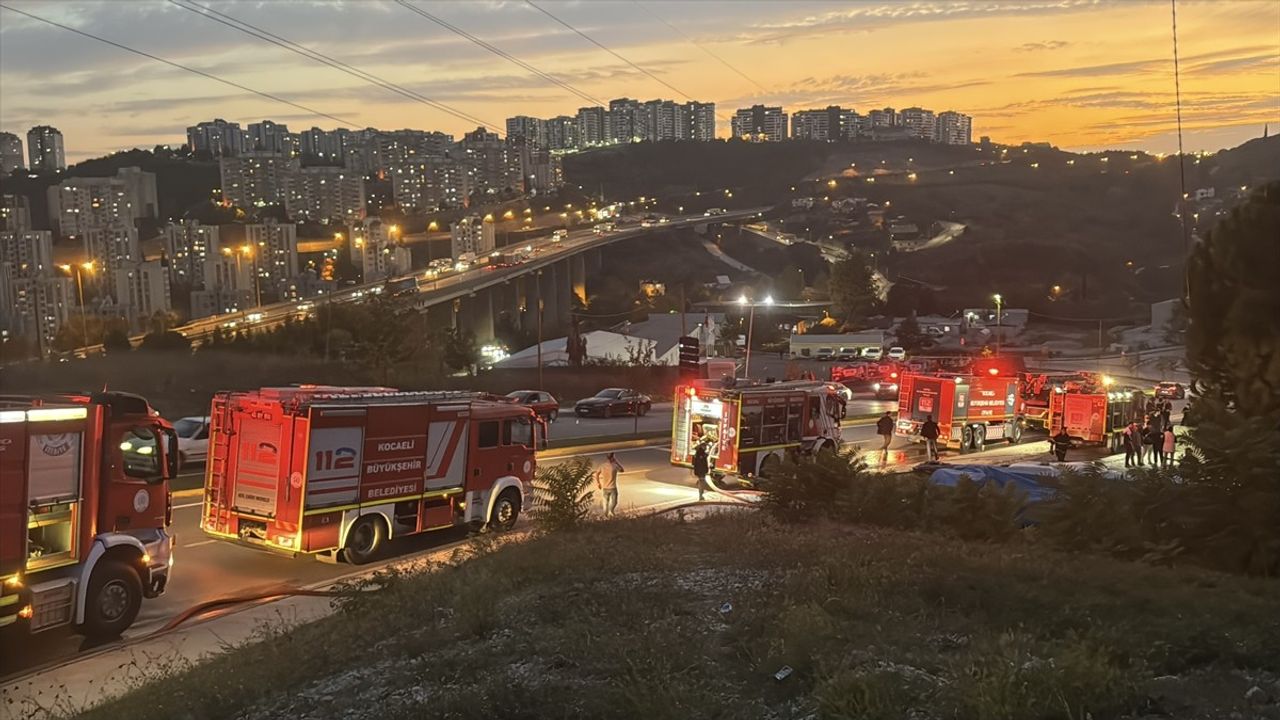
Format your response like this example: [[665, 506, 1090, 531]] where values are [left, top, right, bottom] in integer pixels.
[[862, 347, 884, 360]]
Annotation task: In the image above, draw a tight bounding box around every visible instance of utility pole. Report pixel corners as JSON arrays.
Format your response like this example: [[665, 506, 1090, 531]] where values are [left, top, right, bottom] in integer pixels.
[[536, 269, 544, 391]]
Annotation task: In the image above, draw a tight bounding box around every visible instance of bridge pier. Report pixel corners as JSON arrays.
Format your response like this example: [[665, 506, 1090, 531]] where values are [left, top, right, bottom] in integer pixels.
[[570, 253, 587, 307]]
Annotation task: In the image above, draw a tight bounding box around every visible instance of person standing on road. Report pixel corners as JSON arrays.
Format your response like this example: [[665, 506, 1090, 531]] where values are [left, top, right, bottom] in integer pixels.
[[875, 411, 895, 460], [596, 452, 624, 518], [919, 415, 941, 462], [692, 440, 712, 501], [1161, 400, 1173, 428], [1051, 429, 1073, 462], [1122, 422, 1137, 468], [1143, 421, 1162, 466], [1162, 426, 1176, 467]]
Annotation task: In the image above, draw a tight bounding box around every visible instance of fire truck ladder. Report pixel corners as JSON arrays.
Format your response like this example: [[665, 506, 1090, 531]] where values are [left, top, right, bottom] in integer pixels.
[[204, 395, 235, 532]]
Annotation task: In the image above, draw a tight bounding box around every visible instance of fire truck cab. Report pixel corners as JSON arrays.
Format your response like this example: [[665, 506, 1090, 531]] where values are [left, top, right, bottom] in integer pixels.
[[671, 379, 844, 479], [895, 370, 1026, 451], [200, 386, 540, 564], [1, 392, 177, 640]]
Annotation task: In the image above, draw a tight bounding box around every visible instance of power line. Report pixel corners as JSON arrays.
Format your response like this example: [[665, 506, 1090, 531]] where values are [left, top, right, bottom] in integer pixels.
[[395, 0, 607, 109], [0, 2, 357, 127], [169, 0, 500, 131], [631, 0, 767, 94], [523, 0, 700, 104]]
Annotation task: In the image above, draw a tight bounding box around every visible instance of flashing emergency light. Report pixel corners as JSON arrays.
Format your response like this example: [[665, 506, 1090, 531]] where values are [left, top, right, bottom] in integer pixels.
[[988, 367, 1000, 376], [954, 376, 963, 384], [687, 387, 698, 397], [1102, 375, 1115, 386], [890, 372, 898, 379]]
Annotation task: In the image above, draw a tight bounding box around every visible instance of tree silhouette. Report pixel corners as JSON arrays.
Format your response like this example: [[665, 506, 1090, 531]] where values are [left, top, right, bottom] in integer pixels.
[[827, 251, 879, 329]]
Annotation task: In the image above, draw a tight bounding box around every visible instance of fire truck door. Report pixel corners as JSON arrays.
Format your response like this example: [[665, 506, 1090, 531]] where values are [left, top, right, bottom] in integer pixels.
[[103, 421, 168, 532]]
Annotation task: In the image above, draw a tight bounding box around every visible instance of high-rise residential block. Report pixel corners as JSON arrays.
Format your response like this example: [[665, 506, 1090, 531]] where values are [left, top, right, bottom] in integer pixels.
[[684, 102, 717, 141], [576, 106, 608, 147], [298, 126, 350, 164], [0, 132, 23, 174], [608, 98, 641, 143], [0, 194, 31, 232], [186, 119, 245, 158], [284, 166, 366, 223], [506, 116, 546, 148], [450, 215, 495, 260], [899, 107, 937, 140], [219, 154, 300, 208], [27, 126, 66, 173], [868, 108, 898, 128], [46, 167, 156, 236], [358, 218, 411, 281], [113, 260, 171, 329], [0, 230, 55, 277], [936, 111, 973, 145], [83, 225, 141, 281], [731, 105, 788, 142], [247, 120, 293, 155], [244, 220, 298, 298], [545, 116, 579, 150], [0, 269, 73, 354], [164, 221, 221, 287]]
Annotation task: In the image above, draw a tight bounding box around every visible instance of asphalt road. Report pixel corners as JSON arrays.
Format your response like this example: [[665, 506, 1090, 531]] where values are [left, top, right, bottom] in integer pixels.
[[2, 408, 1011, 679]]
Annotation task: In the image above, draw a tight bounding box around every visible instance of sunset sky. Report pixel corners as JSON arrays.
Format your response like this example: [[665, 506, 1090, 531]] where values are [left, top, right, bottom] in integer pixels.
[[1, 0, 1276, 163]]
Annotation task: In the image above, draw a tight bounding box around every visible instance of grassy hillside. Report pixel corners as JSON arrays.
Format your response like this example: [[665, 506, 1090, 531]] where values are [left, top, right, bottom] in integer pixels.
[[72, 513, 1280, 720]]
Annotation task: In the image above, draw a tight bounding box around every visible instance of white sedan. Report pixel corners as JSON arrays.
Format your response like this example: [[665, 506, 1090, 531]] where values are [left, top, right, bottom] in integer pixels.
[[174, 416, 211, 468]]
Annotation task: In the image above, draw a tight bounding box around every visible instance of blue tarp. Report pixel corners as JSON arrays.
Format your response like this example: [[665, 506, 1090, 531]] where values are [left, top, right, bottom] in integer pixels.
[[926, 464, 1060, 504]]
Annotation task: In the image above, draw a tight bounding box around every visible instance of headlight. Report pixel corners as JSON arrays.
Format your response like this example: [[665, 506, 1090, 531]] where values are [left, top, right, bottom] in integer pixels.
[[873, 383, 881, 391]]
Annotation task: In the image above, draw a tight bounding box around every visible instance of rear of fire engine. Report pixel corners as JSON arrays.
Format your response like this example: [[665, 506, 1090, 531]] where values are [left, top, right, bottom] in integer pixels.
[[1048, 378, 1148, 451], [671, 380, 844, 480], [895, 369, 1026, 451], [200, 386, 539, 564], [0, 393, 176, 640]]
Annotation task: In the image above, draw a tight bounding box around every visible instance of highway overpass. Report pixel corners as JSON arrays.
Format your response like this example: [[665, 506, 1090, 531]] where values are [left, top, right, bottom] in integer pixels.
[[73, 208, 768, 354]]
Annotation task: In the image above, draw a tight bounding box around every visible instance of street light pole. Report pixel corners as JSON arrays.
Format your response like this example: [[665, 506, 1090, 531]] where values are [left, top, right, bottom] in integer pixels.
[[61, 262, 93, 349], [993, 293, 1003, 356], [535, 269, 544, 391], [738, 294, 773, 378]]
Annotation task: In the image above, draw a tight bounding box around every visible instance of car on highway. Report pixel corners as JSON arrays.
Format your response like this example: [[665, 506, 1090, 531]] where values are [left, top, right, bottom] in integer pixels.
[[174, 415, 211, 467], [551, 229, 568, 242], [505, 390, 560, 422], [862, 347, 884, 360], [871, 380, 900, 401], [886, 346, 907, 361], [1154, 381, 1186, 400], [574, 388, 652, 418], [814, 347, 835, 362], [704, 208, 727, 216]]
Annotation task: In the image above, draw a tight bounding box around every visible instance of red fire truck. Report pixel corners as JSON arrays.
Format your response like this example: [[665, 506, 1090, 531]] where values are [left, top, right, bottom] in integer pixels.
[[895, 370, 1026, 451], [200, 386, 540, 564], [1048, 379, 1148, 452], [1, 392, 177, 639], [671, 380, 844, 479]]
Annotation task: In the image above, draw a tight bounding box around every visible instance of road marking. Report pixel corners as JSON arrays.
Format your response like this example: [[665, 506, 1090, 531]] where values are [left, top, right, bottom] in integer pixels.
[[547, 445, 670, 460], [182, 539, 218, 548]]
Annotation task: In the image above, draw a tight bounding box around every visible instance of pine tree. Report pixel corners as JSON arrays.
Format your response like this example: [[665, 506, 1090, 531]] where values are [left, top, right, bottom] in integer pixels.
[[827, 251, 879, 329]]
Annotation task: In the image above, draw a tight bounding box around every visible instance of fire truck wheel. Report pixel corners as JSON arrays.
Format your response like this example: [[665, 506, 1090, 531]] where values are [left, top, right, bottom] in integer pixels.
[[759, 454, 779, 479], [961, 425, 975, 452], [974, 425, 987, 449], [490, 489, 521, 531], [342, 517, 386, 565], [1009, 420, 1024, 445], [82, 560, 143, 640]]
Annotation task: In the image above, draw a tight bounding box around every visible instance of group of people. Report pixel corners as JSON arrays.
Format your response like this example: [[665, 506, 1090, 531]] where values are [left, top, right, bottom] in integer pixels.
[[1122, 399, 1177, 468], [594, 439, 716, 518]]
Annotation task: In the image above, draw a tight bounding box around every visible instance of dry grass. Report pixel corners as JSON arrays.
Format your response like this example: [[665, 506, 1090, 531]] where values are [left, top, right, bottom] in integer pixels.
[[70, 514, 1280, 720]]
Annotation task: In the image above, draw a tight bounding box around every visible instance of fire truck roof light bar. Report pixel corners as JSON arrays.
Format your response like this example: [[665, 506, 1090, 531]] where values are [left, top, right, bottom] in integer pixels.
[[24, 407, 89, 422]]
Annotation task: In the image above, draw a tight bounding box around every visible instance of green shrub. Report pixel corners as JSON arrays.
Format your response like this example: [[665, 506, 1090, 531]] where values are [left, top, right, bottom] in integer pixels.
[[758, 448, 874, 523], [530, 457, 596, 531], [930, 475, 1025, 543]]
